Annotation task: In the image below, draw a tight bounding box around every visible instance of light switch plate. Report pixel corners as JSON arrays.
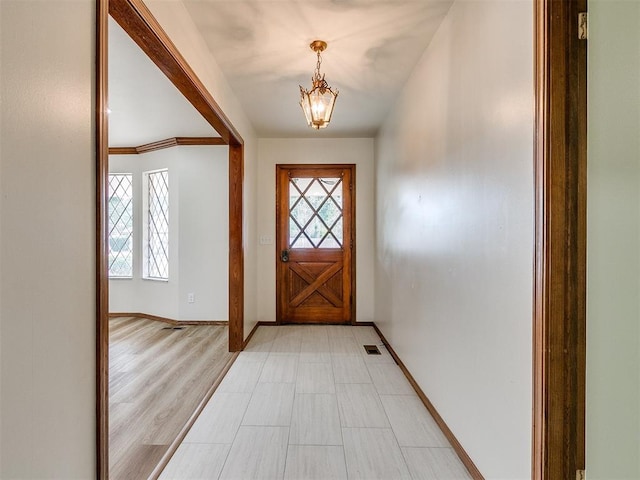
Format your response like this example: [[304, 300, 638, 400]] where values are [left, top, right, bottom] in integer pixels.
[[259, 235, 273, 245]]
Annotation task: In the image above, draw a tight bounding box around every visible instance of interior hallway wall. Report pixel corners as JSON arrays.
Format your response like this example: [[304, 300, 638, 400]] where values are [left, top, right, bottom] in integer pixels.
[[0, 3, 3, 471], [109, 146, 229, 321], [146, 0, 259, 339], [0, 1, 95, 477], [586, 2, 640, 477], [256, 138, 375, 323], [374, 1, 534, 478]]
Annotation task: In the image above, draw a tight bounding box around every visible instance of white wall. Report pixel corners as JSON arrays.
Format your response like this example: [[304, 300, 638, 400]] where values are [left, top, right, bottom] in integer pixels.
[[256, 138, 375, 323], [587, 2, 640, 478], [0, 3, 3, 471], [374, 1, 533, 478], [178, 146, 229, 320], [109, 146, 228, 321], [146, 0, 259, 338], [0, 1, 95, 477]]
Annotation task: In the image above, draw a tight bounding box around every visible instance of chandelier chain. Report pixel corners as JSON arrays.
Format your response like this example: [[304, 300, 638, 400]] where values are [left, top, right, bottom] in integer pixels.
[[315, 51, 323, 80]]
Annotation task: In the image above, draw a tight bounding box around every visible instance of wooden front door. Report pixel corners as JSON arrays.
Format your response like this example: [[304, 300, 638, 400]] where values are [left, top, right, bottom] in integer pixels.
[[276, 165, 355, 324]]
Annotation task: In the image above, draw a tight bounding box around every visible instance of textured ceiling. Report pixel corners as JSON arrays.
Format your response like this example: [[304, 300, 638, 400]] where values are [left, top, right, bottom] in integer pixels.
[[182, 0, 454, 137], [110, 1, 453, 142]]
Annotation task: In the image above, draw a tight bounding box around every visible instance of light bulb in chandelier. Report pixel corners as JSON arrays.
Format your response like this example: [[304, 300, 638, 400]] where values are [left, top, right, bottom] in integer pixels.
[[299, 40, 339, 130]]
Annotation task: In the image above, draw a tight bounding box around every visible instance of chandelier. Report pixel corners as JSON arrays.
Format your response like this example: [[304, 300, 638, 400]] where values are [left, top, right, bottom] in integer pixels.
[[299, 40, 339, 130]]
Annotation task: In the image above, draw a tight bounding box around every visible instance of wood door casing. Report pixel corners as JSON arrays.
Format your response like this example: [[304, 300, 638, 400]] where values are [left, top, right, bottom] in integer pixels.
[[276, 165, 355, 324], [533, 0, 586, 477]]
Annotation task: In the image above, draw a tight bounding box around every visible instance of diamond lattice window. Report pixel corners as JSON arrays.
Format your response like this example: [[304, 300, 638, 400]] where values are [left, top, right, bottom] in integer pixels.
[[145, 169, 169, 280], [289, 177, 343, 249], [108, 174, 133, 278]]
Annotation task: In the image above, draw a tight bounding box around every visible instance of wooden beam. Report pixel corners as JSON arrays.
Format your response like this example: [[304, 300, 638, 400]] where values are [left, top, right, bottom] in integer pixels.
[[228, 143, 244, 351], [533, 0, 587, 478]]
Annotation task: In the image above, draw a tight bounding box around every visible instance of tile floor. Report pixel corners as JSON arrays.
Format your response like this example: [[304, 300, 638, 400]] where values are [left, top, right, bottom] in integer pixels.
[[159, 325, 471, 480]]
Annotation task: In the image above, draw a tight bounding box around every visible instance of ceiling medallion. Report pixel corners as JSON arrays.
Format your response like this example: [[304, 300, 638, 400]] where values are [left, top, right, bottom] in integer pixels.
[[299, 40, 339, 130]]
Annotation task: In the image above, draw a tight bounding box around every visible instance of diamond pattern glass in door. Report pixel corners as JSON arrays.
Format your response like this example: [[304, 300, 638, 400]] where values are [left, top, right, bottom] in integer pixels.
[[276, 165, 355, 324], [289, 176, 343, 249]]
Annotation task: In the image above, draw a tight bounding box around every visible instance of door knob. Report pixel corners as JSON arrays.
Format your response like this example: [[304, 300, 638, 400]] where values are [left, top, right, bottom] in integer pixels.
[[281, 250, 289, 262]]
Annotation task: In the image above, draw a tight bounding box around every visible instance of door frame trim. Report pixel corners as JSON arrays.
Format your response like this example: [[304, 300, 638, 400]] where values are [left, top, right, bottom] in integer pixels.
[[532, 0, 587, 478], [275, 164, 357, 325], [96, 3, 109, 477], [96, 0, 245, 476]]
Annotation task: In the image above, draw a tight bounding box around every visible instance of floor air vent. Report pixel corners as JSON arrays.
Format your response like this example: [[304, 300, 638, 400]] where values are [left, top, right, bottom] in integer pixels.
[[363, 344, 381, 355], [162, 326, 185, 331]]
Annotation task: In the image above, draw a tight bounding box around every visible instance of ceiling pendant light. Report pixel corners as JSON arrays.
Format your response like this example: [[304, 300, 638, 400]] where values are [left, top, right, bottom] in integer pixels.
[[299, 40, 339, 130]]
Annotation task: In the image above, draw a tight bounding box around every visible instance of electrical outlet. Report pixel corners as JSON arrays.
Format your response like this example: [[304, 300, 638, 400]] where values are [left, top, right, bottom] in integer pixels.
[[187, 293, 195, 304]]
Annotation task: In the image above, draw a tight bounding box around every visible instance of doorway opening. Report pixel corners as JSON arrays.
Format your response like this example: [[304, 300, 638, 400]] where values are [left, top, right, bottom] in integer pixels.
[[97, 0, 245, 477]]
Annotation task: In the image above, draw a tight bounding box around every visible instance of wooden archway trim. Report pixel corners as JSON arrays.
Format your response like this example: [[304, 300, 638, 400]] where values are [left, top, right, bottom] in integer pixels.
[[105, 0, 245, 348], [97, 0, 245, 477], [96, 2, 109, 478], [533, 0, 587, 478]]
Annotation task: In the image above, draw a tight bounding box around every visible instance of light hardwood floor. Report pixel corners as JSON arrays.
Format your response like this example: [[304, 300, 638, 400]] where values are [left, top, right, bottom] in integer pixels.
[[109, 316, 234, 480], [159, 325, 472, 480]]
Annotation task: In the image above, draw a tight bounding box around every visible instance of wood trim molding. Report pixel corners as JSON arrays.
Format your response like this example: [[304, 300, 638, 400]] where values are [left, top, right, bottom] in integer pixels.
[[175, 136, 226, 147], [533, 0, 587, 478], [108, 146, 138, 155], [371, 324, 484, 480], [96, 1, 109, 478], [148, 352, 240, 479], [109, 313, 228, 326], [109, 0, 243, 145], [349, 166, 357, 325], [108, 136, 226, 155]]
